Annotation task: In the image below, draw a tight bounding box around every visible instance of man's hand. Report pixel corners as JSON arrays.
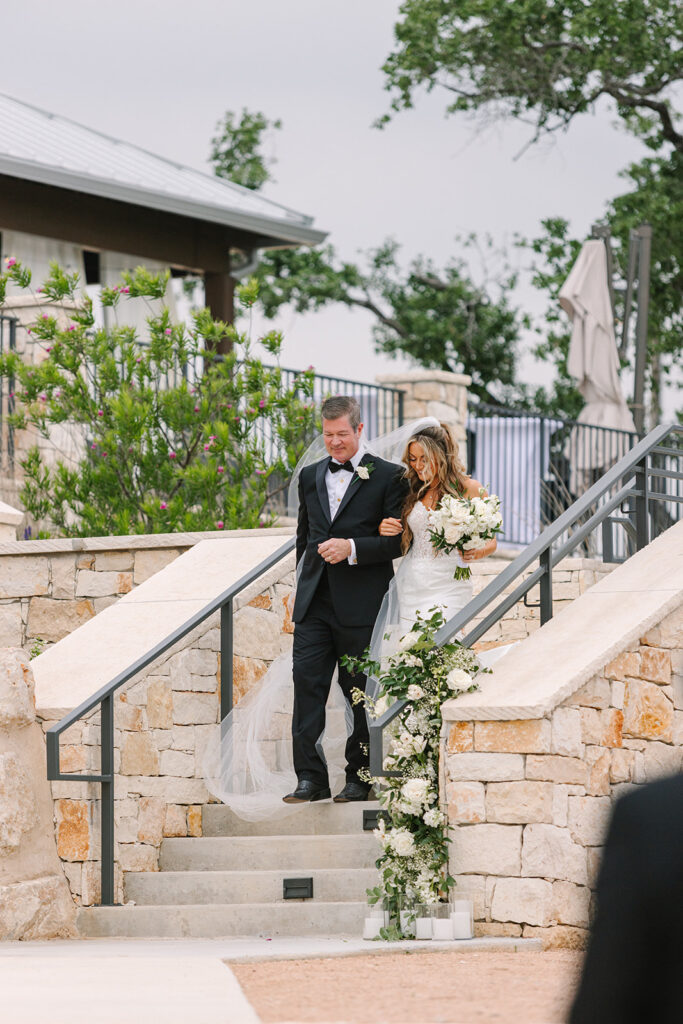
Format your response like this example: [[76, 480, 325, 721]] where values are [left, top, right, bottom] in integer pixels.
[[318, 538, 352, 564]]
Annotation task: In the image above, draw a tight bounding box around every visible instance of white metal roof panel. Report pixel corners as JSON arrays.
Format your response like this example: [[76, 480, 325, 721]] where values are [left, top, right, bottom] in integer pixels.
[[0, 93, 325, 245]]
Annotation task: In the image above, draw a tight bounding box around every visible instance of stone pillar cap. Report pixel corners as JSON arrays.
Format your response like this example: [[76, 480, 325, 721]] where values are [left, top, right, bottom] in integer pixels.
[[376, 369, 472, 386], [0, 500, 23, 527]]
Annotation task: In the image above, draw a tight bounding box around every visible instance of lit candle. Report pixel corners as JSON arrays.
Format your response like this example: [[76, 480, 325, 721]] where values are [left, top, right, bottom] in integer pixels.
[[450, 910, 473, 939], [432, 917, 454, 940]]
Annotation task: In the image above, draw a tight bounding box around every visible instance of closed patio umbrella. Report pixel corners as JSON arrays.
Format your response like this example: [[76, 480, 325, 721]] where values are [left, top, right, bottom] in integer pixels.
[[559, 239, 637, 494]]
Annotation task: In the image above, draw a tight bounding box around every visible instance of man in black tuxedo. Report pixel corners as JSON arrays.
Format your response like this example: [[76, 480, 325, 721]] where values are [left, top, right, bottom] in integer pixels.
[[284, 395, 408, 804], [569, 771, 683, 1023]]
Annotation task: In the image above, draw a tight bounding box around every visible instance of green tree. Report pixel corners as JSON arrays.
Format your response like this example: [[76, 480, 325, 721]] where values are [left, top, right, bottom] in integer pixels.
[[210, 108, 282, 191], [210, 109, 530, 407], [524, 149, 683, 423], [255, 238, 529, 406], [380, 1, 682, 154], [0, 260, 316, 536]]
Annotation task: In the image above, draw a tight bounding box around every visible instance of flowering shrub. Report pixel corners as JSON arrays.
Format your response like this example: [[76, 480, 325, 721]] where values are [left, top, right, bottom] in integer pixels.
[[0, 259, 318, 536], [345, 609, 481, 939]]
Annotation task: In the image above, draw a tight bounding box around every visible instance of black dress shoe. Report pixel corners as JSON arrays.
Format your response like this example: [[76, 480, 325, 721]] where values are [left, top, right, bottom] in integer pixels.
[[333, 781, 372, 803], [282, 780, 331, 804]]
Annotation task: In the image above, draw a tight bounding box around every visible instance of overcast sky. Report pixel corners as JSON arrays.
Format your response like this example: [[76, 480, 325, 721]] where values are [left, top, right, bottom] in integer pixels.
[[5, 0, 662, 406]]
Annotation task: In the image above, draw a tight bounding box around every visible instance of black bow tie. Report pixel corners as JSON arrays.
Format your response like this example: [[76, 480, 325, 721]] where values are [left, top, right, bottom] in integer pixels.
[[329, 459, 354, 474]]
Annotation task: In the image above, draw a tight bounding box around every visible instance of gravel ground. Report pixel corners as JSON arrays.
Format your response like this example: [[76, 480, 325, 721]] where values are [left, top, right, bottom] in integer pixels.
[[231, 949, 583, 1023]]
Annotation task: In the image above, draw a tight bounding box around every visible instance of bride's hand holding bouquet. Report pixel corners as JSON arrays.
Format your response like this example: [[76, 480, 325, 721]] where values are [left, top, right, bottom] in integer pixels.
[[428, 490, 503, 580]]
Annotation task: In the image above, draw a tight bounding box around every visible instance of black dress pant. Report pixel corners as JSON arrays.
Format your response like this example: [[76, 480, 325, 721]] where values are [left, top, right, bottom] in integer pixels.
[[292, 573, 373, 788]]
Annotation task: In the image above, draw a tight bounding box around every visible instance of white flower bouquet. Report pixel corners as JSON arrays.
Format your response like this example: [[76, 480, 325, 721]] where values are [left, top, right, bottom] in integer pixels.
[[427, 490, 503, 580]]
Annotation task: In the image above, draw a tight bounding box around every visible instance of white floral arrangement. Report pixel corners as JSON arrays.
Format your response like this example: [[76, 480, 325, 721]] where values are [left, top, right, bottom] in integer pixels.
[[345, 609, 483, 939], [428, 490, 503, 580]]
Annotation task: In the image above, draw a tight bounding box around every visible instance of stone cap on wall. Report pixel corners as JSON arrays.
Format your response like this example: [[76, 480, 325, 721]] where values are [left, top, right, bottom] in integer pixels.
[[32, 533, 294, 715], [443, 520, 683, 722], [0, 525, 292, 557], [376, 370, 472, 387], [0, 500, 22, 527]]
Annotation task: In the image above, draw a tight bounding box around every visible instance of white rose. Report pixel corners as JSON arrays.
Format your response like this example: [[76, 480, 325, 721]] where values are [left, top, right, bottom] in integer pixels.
[[447, 667, 473, 690], [423, 808, 444, 828], [407, 684, 425, 700], [356, 465, 370, 480], [397, 653, 421, 668], [402, 778, 430, 807], [391, 828, 416, 857], [399, 631, 419, 651], [444, 524, 462, 545]]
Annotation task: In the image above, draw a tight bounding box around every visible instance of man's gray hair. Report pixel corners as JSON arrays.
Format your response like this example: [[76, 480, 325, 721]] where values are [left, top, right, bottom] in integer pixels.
[[320, 395, 362, 429]]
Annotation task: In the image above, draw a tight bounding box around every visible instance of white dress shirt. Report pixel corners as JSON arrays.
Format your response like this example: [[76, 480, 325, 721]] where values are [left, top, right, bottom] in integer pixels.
[[325, 442, 365, 564]]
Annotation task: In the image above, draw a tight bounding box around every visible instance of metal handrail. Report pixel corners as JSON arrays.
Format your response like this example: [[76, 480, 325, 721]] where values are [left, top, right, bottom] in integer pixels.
[[46, 535, 296, 905], [368, 422, 683, 776]]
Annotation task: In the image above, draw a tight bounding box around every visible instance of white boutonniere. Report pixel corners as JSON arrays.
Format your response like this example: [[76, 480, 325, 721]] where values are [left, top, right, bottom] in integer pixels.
[[355, 462, 374, 481]]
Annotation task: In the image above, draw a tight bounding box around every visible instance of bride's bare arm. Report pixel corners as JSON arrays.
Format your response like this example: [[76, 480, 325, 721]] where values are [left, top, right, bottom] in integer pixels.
[[379, 517, 403, 536]]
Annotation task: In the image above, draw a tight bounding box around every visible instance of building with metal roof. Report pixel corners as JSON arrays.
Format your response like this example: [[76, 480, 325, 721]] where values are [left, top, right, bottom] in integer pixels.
[[0, 92, 326, 324]]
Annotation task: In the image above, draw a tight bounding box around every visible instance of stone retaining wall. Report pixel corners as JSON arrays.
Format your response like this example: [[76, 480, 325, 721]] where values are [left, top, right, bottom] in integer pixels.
[[443, 603, 683, 948], [0, 529, 614, 906]]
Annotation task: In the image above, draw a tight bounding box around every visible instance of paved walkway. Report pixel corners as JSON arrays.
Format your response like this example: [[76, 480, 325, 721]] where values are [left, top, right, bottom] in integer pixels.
[[0, 935, 540, 1023]]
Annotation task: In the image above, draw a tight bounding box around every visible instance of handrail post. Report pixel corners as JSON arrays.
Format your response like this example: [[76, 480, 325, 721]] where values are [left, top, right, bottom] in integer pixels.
[[634, 456, 650, 550], [100, 693, 115, 906], [220, 599, 233, 721], [539, 548, 553, 625], [601, 518, 614, 563]]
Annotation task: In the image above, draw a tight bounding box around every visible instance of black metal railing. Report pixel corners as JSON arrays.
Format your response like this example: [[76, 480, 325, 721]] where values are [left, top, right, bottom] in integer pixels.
[[369, 422, 683, 778], [46, 535, 296, 905], [467, 402, 641, 556], [0, 312, 17, 471]]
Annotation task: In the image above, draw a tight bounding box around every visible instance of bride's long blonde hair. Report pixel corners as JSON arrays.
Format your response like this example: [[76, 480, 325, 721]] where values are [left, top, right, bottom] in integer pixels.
[[400, 422, 469, 554]]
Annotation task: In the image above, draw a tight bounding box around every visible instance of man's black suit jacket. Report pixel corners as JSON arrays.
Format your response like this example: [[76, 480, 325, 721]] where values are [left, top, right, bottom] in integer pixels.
[[292, 452, 408, 627], [569, 771, 683, 1023]]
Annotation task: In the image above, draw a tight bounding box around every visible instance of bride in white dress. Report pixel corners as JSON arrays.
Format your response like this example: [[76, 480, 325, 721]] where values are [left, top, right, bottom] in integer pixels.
[[203, 418, 500, 820]]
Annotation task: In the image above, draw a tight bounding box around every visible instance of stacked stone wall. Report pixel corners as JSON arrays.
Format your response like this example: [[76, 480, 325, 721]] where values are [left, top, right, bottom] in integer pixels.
[[444, 603, 683, 948], [0, 531, 614, 906]]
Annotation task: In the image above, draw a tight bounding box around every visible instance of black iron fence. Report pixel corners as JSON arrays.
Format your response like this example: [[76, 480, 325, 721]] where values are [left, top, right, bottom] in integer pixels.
[[0, 312, 17, 472], [467, 402, 649, 558]]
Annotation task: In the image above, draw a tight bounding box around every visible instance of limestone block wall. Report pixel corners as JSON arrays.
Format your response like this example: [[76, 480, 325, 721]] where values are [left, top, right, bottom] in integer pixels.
[[0, 648, 77, 937], [443, 603, 683, 949], [38, 559, 296, 906], [375, 370, 470, 448], [0, 528, 614, 906]]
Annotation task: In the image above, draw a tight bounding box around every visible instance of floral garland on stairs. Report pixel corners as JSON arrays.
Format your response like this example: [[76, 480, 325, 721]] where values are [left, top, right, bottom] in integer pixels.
[[346, 610, 482, 939]]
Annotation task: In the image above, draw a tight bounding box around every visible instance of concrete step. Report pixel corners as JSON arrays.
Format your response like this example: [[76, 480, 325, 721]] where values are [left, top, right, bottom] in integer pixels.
[[124, 867, 377, 905], [160, 834, 379, 872], [78, 901, 367, 938], [203, 800, 381, 837]]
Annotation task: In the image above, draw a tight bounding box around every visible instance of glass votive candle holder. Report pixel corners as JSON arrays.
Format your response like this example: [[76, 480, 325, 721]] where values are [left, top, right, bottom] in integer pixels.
[[398, 898, 416, 938], [414, 903, 434, 940], [362, 902, 389, 940], [449, 894, 474, 939], [431, 902, 454, 940]]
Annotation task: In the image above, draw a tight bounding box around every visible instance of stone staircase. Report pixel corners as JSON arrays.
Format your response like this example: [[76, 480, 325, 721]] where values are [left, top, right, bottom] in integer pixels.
[[78, 801, 380, 938]]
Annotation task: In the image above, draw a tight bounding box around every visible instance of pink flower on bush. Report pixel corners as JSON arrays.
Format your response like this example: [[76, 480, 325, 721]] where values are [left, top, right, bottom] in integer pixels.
[[160, 502, 167, 510], [122, 286, 130, 294], [97, 409, 104, 417], [194, 406, 200, 413], [41, 313, 48, 320], [259, 400, 265, 408], [67, 324, 76, 332], [216, 521, 224, 530], [255, 469, 267, 476], [91, 443, 97, 450], [46, 347, 51, 353], [164, 328, 171, 335], [101, 452, 108, 458], [217, 466, 224, 474], [5, 256, 16, 267], [39, 393, 47, 402], [209, 434, 217, 441], [203, 444, 210, 451], [169, 451, 177, 459]]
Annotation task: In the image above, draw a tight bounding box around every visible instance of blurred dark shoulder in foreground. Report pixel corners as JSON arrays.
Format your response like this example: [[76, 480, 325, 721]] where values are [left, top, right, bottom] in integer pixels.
[[569, 772, 683, 1024]]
